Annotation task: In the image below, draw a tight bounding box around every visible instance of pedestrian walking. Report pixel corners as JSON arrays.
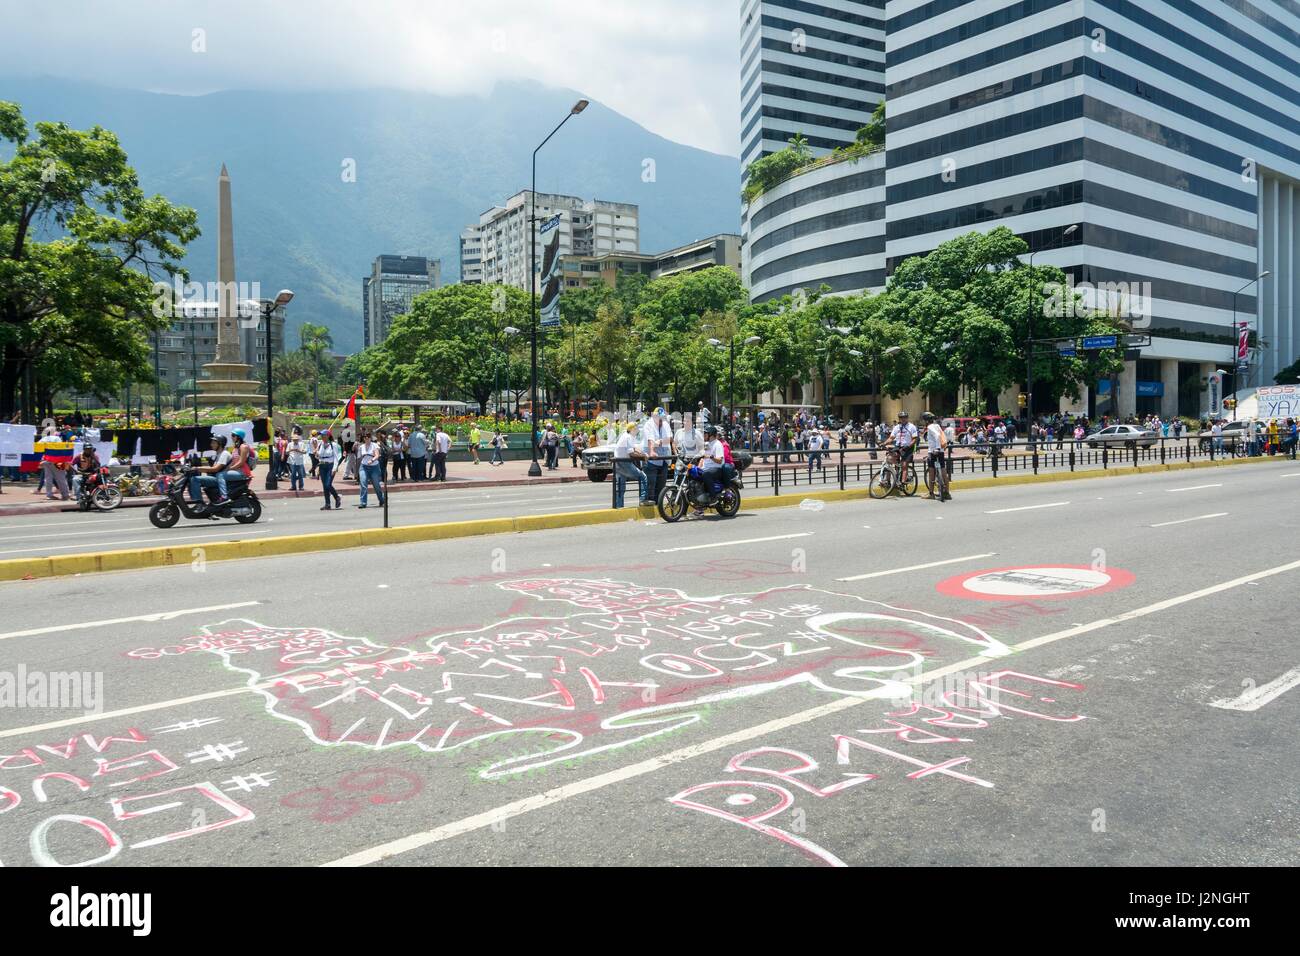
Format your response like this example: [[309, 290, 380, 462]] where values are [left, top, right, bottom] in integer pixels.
[[490, 431, 507, 466], [571, 430, 586, 468], [469, 424, 481, 465], [317, 429, 342, 510], [356, 430, 385, 508]]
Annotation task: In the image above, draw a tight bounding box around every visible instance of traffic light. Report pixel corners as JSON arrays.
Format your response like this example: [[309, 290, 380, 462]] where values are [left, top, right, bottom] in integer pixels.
[[1018, 394, 1027, 408], [1224, 398, 1237, 410]]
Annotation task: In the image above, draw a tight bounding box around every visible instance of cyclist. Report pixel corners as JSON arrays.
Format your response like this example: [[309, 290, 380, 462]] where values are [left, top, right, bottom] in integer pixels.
[[922, 411, 952, 501], [884, 411, 918, 486]]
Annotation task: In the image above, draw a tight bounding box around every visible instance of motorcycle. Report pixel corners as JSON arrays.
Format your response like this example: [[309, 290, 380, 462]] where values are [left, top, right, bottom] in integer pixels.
[[656, 454, 743, 523], [148, 466, 262, 528], [77, 466, 123, 513]]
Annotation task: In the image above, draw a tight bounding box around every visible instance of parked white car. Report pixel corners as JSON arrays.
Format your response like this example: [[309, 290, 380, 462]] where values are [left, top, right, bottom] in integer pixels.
[[1085, 424, 1158, 448]]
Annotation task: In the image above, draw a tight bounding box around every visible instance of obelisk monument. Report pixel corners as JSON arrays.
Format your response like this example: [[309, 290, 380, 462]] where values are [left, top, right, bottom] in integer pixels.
[[196, 163, 265, 407]]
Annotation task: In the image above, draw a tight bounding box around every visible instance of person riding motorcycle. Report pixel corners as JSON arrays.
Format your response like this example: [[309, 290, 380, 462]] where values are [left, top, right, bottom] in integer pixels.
[[71, 444, 102, 498], [692, 424, 727, 516], [189, 435, 231, 504]]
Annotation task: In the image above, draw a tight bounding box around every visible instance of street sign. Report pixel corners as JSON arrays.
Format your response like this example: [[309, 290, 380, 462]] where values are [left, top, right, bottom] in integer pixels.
[[1057, 347, 1077, 357], [1082, 334, 1119, 350]]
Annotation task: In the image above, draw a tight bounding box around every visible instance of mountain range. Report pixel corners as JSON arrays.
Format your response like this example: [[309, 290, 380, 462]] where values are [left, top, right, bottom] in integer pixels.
[[2, 76, 742, 354]]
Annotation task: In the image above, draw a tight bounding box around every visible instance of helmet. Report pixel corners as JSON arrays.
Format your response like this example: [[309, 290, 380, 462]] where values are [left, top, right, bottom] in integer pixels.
[[310, 429, 318, 436], [210, 434, 227, 449], [897, 411, 909, 419], [653, 407, 666, 417], [703, 424, 719, 436], [231, 428, 247, 441], [321, 429, 332, 438], [922, 412, 936, 422]]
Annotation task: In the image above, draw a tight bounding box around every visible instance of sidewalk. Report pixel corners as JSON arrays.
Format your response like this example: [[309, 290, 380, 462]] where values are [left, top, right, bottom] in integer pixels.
[[0, 456, 593, 517]]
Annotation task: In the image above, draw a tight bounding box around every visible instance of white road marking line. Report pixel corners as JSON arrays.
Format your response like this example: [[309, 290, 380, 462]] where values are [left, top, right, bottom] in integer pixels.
[[655, 533, 814, 554], [984, 502, 1069, 514], [1150, 513, 1228, 528], [1209, 667, 1300, 711], [319, 554, 1300, 867], [0, 602, 262, 642], [1284, 473, 1300, 478], [836, 552, 995, 582], [2, 525, 202, 542], [1167, 484, 1223, 493], [0, 527, 276, 557]]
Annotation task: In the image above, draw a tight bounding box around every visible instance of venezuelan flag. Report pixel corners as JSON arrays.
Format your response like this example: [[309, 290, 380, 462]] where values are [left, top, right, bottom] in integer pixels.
[[37, 441, 75, 466], [20, 453, 42, 473]]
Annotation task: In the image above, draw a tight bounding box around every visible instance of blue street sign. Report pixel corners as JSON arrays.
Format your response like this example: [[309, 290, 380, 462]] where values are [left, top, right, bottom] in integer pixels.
[[1136, 381, 1164, 397], [1058, 348, 1077, 357], [1082, 335, 1119, 350]]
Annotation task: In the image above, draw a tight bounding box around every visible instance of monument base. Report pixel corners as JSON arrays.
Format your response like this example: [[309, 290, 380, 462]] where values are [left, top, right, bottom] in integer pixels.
[[197, 361, 265, 409]]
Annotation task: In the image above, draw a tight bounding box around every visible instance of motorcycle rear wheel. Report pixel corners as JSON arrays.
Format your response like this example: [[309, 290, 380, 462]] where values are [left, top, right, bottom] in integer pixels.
[[715, 486, 742, 517], [149, 501, 180, 529], [233, 495, 262, 524], [657, 485, 688, 523]]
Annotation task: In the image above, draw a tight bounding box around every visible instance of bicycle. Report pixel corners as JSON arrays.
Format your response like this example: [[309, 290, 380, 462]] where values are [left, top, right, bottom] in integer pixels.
[[869, 448, 918, 499], [923, 451, 951, 501]]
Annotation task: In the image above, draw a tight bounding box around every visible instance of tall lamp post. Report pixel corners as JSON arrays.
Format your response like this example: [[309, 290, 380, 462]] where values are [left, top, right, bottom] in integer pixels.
[[1230, 271, 1270, 417], [1026, 224, 1078, 423], [708, 334, 762, 433], [528, 98, 589, 477], [258, 290, 294, 491]]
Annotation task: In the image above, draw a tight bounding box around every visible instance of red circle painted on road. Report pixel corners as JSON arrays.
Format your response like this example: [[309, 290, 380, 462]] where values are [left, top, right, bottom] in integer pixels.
[[936, 564, 1136, 601]]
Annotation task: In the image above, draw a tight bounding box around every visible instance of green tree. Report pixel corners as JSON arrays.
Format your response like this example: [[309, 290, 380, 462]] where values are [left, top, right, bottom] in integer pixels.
[[0, 100, 199, 420], [1274, 356, 1300, 385], [298, 321, 334, 407], [368, 283, 531, 412]]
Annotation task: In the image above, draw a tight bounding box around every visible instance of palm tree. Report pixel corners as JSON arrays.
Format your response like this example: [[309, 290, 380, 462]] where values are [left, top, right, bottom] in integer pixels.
[[298, 323, 334, 408]]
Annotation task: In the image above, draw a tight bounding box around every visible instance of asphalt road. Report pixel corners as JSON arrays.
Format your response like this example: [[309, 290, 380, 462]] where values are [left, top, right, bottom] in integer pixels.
[[0, 461, 1297, 867]]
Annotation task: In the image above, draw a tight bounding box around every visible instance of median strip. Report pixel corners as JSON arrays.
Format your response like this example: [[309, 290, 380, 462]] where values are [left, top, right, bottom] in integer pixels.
[[0, 453, 1280, 583]]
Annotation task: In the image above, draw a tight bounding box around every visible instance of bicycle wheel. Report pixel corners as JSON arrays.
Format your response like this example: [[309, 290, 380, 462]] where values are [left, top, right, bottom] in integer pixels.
[[868, 468, 893, 499], [900, 464, 919, 497], [924, 464, 936, 497]]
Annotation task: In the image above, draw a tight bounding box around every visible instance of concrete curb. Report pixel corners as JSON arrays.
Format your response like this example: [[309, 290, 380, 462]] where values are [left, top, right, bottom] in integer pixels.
[[0, 453, 1280, 583]]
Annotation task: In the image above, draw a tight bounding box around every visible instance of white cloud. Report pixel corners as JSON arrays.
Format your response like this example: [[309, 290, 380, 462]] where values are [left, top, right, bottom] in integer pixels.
[[2, 0, 742, 155]]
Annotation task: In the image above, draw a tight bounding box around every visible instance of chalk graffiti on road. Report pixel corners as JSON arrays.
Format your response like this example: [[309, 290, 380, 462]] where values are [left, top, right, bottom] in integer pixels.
[[152, 579, 1012, 780], [0, 717, 268, 867], [668, 670, 1087, 866], [280, 767, 423, 823]]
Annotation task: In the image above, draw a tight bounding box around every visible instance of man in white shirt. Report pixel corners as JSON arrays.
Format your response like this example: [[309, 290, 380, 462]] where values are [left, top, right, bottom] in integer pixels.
[[674, 417, 705, 460], [613, 422, 647, 509], [287, 427, 308, 492], [922, 411, 952, 500], [641, 408, 673, 505], [432, 427, 451, 481], [885, 411, 919, 484]]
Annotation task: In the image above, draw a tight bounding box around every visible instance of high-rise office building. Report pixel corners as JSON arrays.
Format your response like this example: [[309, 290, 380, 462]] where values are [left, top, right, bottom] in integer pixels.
[[460, 225, 484, 284], [740, 0, 1300, 418], [363, 255, 442, 347], [471, 191, 639, 291], [740, 0, 885, 172]]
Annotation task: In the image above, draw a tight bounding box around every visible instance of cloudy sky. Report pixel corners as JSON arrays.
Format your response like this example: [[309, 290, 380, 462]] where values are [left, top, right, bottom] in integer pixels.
[[2, 0, 743, 156]]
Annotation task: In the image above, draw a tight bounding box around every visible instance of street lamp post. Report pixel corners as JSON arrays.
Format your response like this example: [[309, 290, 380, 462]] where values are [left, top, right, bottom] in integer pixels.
[[528, 98, 589, 477], [1026, 224, 1078, 423], [152, 328, 163, 427], [190, 311, 199, 425], [708, 333, 761, 436], [260, 290, 293, 490]]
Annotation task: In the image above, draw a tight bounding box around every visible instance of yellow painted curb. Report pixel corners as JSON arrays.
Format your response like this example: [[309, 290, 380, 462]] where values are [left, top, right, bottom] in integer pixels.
[[0, 455, 1280, 583]]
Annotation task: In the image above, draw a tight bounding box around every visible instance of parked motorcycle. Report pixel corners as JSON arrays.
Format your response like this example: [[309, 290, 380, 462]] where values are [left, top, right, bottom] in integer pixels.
[[148, 466, 262, 528], [656, 456, 743, 522], [77, 466, 123, 512]]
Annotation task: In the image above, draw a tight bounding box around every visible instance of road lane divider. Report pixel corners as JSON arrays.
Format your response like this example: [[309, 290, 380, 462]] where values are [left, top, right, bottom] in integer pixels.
[[0, 453, 1282, 583]]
